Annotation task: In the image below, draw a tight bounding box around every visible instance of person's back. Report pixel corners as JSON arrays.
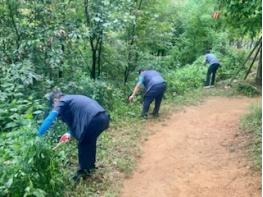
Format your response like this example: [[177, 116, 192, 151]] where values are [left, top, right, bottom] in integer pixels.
[[205, 53, 220, 65], [140, 70, 165, 91], [55, 95, 105, 140]]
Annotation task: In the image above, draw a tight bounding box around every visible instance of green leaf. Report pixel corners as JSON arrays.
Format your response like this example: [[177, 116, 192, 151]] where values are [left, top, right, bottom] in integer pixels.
[[4, 122, 17, 129]]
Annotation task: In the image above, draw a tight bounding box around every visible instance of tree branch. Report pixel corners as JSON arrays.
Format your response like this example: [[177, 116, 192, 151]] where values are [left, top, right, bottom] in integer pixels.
[[7, 1, 21, 50]]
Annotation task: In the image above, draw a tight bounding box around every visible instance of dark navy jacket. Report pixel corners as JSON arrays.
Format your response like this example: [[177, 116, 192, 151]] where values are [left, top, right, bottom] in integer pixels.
[[140, 70, 165, 94], [54, 95, 105, 140]]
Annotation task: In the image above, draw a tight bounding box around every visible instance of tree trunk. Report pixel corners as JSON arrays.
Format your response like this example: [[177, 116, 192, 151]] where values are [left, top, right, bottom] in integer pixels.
[[123, 0, 143, 84], [229, 37, 262, 85], [124, 66, 129, 83], [84, 0, 90, 26], [256, 47, 262, 85], [91, 48, 97, 80], [59, 43, 65, 78], [244, 43, 261, 80], [84, 0, 104, 80], [97, 38, 103, 77], [7, 1, 21, 51]]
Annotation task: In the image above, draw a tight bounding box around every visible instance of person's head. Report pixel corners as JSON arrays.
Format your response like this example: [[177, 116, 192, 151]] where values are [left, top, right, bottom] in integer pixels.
[[48, 89, 64, 108], [138, 68, 145, 75], [205, 49, 210, 54]]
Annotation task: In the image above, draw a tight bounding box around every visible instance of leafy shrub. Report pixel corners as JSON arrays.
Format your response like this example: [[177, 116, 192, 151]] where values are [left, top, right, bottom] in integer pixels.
[[164, 57, 206, 96], [60, 77, 142, 120], [55, 75, 117, 111], [0, 96, 44, 131], [235, 82, 260, 97], [0, 61, 43, 131], [0, 124, 66, 197], [217, 47, 247, 80]]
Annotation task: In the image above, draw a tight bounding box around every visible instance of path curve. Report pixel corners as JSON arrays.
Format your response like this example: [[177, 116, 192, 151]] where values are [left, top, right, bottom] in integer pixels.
[[121, 97, 261, 197]]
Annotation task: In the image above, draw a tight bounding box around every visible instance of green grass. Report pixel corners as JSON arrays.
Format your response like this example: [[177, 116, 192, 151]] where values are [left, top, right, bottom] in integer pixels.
[[235, 82, 261, 97], [240, 104, 262, 170]]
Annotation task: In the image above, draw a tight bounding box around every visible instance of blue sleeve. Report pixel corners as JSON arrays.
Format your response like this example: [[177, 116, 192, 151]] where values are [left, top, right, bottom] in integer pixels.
[[37, 111, 58, 136], [137, 75, 144, 85]]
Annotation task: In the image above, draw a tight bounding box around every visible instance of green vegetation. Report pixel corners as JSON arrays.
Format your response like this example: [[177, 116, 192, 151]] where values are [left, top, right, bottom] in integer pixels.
[[0, 0, 261, 196], [0, 126, 65, 196], [235, 82, 261, 97], [240, 105, 262, 169]]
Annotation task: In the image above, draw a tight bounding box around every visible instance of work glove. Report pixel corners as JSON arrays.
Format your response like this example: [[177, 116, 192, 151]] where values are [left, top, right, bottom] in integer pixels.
[[59, 132, 71, 143]]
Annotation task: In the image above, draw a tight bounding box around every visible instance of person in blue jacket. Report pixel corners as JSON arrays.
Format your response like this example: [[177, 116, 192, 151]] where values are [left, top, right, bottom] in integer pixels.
[[204, 50, 221, 88], [37, 90, 110, 181], [129, 69, 166, 118]]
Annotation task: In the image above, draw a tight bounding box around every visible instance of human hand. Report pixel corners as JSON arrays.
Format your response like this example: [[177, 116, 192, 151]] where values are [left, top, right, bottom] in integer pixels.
[[59, 133, 71, 143], [128, 95, 134, 102]]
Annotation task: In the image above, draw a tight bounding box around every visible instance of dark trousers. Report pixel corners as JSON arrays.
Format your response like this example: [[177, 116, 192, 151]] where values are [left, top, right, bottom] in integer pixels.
[[205, 63, 220, 86], [78, 112, 109, 171], [142, 83, 166, 116]]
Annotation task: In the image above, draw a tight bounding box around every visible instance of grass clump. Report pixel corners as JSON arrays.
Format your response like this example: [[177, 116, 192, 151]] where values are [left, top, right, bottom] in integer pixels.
[[235, 82, 260, 97]]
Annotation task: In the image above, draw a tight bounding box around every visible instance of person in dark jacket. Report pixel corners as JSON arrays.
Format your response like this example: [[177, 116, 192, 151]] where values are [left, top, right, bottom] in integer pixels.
[[129, 69, 166, 118], [37, 90, 110, 181], [204, 50, 221, 88]]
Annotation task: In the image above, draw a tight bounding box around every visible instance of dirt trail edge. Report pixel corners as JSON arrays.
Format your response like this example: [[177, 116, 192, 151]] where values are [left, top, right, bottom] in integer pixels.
[[121, 97, 261, 197]]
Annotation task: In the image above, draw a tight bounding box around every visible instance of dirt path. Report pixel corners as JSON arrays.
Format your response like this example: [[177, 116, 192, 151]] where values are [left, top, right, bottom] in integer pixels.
[[121, 97, 261, 197]]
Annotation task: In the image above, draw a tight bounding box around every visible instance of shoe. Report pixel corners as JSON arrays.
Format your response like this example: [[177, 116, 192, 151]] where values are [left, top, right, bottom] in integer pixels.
[[140, 114, 148, 119], [203, 86, 210, 89], [210, 85, 215, 88], [151, 113, 159, 118], [72, 169, 91, 183]]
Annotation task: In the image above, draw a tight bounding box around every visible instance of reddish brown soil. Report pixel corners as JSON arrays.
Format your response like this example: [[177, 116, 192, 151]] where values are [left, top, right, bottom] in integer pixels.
[[121, 97, 261, 197]]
